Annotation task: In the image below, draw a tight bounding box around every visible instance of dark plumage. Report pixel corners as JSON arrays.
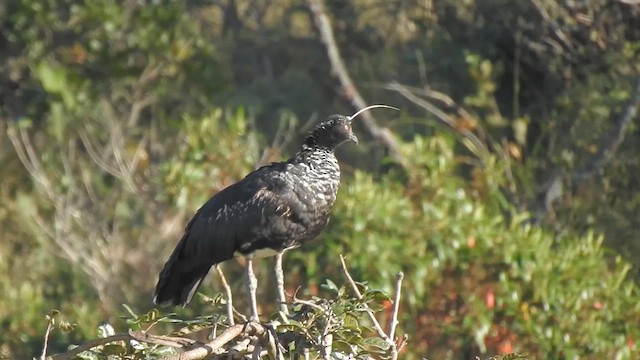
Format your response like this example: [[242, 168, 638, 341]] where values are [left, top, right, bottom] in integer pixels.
[[154, 114, 358, 307]]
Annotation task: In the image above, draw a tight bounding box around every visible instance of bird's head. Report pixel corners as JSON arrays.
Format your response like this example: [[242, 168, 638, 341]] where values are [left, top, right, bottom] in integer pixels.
[[305, 105, 399, 150], [306, 115, 358, 149]]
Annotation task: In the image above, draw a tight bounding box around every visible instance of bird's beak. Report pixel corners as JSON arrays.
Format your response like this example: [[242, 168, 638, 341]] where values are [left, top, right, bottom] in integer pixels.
[[349, 132, 359, 145]]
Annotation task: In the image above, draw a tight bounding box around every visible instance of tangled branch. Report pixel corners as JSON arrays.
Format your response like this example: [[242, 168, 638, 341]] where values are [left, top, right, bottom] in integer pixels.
[[43, 256, 405, 360]]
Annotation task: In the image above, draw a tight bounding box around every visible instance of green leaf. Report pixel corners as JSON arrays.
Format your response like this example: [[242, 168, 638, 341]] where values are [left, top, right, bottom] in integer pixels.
[[36, 62, 67, 94], [366, 289, 391, 302], [361, 337, 391, 352], [321, 279, 339, 293]]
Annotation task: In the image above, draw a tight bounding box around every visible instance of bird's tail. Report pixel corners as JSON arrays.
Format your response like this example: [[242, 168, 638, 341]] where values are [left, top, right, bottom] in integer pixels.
[[153, 255, 211, 307]]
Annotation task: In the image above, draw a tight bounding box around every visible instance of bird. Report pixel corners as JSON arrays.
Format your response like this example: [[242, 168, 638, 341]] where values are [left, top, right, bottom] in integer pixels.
[[153, 105, 398, 321]]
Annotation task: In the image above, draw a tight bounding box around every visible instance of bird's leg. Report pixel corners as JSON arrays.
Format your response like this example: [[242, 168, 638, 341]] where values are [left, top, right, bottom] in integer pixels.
[[274, 252, 289, 315], [246, 255, 259, 322]]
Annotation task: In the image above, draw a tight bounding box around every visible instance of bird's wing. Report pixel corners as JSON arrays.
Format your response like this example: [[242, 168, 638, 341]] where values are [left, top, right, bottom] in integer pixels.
[[154, 163, 297, 306]]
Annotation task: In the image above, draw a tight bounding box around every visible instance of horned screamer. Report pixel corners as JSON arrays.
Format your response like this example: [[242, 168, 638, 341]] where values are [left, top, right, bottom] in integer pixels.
[[154, 105, 398, 320]]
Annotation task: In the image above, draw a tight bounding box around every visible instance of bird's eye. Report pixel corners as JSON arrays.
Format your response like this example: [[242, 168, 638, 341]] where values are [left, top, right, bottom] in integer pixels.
[[343, 124, 350, 132]]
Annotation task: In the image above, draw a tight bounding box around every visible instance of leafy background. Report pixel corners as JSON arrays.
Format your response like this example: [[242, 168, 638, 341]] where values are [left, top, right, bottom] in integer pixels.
[[1, 0, 639, 358]]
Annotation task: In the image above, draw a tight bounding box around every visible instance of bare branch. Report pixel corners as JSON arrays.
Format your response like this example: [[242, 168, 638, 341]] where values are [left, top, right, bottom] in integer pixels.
[[127, 96, 156, 127], [78, 129, 123, 178], [215, 265, 237, 325], [388, 272, 404, 343], [291, 297, 325, 313], [306, 0, 404, 165], [7, 126, 58, 201], [40, 317, 54, 360]]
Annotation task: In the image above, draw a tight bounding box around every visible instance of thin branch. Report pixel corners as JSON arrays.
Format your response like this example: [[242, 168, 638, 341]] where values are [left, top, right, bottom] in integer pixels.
[[306, 0, 404, 166], [127, 95, 156, 127], [40, 318, 54, 360], [573, 78, 640, 184], [215, 265, 236, 325], [7, 126, 57, 201], [386, 82, 487, 159], [388, 272, 404, 343], [388, 272, 404, 360], [78, 129, 122, 178], [338, 255, 392, 347], [46, 333, 131, 360], [528, 0, 575, 52], [397, 334, 409, 353]]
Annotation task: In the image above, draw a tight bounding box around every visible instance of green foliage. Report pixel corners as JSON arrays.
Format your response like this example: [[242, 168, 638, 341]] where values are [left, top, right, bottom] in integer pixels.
[[0, 107, 262, 358], [2, 0, 640, 359], [44, 277, 402, 359], [290, 136, 640, 358], [161, 108, 260, 208]]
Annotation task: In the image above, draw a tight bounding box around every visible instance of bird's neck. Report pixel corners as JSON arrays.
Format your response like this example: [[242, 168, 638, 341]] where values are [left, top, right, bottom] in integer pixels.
[[290, 144, 337, 167]]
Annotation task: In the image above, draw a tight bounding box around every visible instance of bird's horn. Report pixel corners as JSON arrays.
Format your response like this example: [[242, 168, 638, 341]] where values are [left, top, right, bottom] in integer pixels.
[[348, 104, 400, 121]]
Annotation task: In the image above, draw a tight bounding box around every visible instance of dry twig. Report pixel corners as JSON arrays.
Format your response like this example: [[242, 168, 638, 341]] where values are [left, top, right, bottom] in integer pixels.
[[40, 317, 55, 360]]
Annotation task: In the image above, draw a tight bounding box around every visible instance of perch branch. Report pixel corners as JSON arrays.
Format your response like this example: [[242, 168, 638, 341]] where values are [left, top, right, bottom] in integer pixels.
[[306, 0, 404, 165], [128, 330, 200, 348], [45, 329, 205, 360], [164, 322, 267, 360]]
